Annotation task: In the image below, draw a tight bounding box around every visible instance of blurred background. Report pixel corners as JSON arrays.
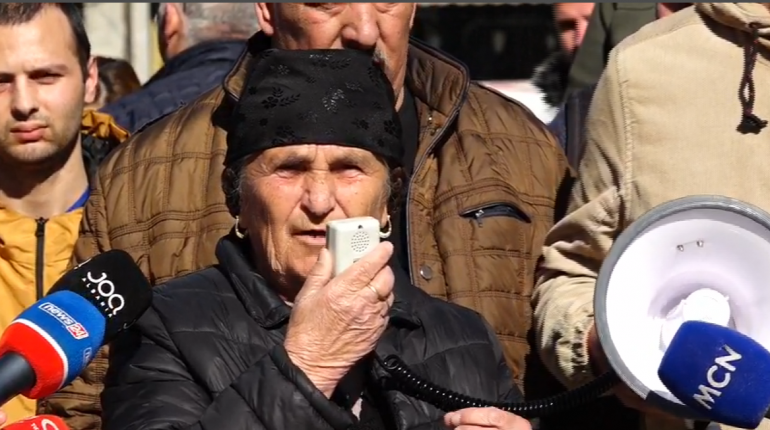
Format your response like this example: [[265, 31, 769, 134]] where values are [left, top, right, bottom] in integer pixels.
[[80, 3, 559, 118]]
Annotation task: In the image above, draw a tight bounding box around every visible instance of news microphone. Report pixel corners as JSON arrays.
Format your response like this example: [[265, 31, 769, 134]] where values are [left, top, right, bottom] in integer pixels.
[[658, 320, 770, 429], [0, 250, 152, 406], [3, 415, 69, 430]]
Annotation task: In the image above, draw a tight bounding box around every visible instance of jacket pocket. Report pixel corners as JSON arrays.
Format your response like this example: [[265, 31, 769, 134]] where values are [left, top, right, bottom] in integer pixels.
[[453, 181, 534, 227], [432, 180, 541, 321], [434, 181, 537, 253], [461, 202, 531, 226]]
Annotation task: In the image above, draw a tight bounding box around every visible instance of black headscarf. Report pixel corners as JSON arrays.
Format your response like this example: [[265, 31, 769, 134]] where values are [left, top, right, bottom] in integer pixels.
[[225, 49, 404, 166]]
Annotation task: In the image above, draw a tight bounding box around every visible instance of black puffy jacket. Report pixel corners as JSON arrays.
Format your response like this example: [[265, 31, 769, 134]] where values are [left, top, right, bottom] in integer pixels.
[[102, 233, 524, 430]]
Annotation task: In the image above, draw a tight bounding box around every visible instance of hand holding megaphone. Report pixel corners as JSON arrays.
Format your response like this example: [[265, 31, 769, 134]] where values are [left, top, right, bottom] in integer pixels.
[[587, 323, 678, 419], [593, 195, 770, 420]]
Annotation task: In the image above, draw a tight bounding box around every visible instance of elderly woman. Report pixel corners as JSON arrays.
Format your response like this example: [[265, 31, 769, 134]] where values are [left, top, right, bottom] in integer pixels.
[[101, 49, 530, 430]]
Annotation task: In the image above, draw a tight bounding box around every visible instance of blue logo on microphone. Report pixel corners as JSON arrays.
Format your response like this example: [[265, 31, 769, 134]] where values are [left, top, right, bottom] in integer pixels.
[[38, 302, 89, 340]]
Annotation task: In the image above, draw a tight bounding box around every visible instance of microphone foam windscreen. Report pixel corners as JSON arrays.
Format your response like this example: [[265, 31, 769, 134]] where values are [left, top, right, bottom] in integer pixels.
[[0, 291, 104, 398], [658, 321, 770, 429], [49, 249, 152, 342], [4, 415, 69, 430]]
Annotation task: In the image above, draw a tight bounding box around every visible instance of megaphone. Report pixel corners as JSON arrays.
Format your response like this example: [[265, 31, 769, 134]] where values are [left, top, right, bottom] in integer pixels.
[[594, 195, 770, 418]]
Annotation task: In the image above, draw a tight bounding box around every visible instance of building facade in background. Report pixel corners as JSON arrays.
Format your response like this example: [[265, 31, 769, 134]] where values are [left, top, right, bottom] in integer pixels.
[[83, 3, 161, 83]]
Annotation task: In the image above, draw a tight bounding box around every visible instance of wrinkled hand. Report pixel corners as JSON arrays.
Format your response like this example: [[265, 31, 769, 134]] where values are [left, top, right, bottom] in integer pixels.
[[284, 241, 395, 397], [444, 408, 531, 430], [587, 323, 677, 419]]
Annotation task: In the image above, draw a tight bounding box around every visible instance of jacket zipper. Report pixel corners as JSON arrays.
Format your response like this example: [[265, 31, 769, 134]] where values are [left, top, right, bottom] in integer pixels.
[[464, 207, 510, 227], [460, 202, 532, 227], [470, 208, 488, 227], [35, 218, 47, 300], [404, 39, 472, 286], [405, 103, 464, 284]]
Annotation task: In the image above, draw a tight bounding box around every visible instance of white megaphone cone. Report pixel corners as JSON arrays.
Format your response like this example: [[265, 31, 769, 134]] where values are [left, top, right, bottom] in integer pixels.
[[594, 195, 770, 418]]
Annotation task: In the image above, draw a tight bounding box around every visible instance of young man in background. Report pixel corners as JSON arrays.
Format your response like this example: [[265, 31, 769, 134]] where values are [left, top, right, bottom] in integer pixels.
[[0, 3, 126, 423]]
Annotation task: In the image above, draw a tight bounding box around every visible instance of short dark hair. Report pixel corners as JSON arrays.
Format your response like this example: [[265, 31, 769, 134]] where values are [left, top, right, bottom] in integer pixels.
[[0, 3, 91, 76], [94, 56, 141, 105]]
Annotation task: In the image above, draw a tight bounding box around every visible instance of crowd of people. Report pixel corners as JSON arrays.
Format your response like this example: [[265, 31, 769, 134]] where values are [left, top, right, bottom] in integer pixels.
[[0, 2, 767, 430]]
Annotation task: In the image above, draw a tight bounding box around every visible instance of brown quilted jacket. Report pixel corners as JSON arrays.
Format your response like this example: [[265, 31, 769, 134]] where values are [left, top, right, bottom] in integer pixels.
[[40, 34, 569, 429]]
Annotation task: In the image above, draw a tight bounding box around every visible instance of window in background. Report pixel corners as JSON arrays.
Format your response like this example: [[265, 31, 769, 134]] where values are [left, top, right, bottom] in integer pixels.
[[412, 3, 558, 122], [412, 4, 556, 81]]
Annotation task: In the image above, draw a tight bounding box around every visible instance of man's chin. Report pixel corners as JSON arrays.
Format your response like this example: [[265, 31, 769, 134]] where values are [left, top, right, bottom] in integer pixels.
[[0, 140, 71, 165]]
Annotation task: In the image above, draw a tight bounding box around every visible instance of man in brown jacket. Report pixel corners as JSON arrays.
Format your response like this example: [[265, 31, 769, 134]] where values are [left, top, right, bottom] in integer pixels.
[[40, 3, 569, 428]]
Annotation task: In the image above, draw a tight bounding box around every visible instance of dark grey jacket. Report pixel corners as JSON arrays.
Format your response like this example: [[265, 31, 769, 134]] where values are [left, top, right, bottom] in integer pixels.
[[101, 40, 245, 134], [102, 233, 523, 430], [547, 84, 596, 170]]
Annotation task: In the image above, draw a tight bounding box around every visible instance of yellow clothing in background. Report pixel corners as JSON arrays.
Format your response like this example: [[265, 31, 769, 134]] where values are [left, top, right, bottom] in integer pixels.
[[0, 110, 128, 424]]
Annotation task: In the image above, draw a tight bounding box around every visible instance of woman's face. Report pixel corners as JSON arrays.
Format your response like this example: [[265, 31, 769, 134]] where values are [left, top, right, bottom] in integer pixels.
[[240, 144, 391, 288]]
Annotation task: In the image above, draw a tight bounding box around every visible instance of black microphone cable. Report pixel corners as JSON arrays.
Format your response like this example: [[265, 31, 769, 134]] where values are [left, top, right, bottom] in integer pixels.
[[378, 354, 619, 417]]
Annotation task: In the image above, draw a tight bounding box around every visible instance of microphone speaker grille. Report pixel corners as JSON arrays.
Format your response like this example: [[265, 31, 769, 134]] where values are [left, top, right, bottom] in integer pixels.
[[351, 230, 370, 254]]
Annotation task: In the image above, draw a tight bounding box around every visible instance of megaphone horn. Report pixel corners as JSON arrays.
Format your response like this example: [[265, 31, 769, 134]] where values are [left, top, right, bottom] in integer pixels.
[[594, 195, 770, 418]]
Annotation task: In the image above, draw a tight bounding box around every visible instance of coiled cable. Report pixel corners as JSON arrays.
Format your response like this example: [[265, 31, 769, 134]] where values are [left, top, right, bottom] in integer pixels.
[[378, 354, 620, 417]]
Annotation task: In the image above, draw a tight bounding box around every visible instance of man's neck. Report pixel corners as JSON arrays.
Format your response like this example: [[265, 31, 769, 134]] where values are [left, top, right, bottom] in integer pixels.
[[0, 140, 88, 219]]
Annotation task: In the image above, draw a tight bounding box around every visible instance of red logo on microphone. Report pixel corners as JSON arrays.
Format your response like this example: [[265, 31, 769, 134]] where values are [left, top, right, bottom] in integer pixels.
[[8, 415, 65, 430], [66, 323, 89, 340]]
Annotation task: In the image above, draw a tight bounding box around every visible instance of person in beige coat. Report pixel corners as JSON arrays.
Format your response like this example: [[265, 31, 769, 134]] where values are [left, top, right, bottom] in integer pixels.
[[535, 3, 770, 430]]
